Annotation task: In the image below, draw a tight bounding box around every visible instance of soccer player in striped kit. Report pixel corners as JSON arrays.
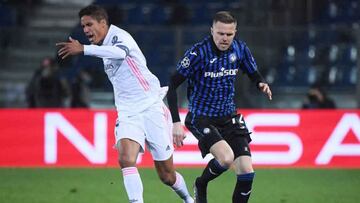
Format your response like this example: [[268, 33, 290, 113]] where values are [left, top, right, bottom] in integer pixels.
[[167, 11, 272, 203], [56, 5, 193, 203]]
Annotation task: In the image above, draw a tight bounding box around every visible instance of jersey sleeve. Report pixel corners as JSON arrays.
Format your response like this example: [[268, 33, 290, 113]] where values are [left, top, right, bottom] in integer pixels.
[[240, 43, 258, 74], [83, 35, 131, 60], [239, 42, 266, 86], [176, 47, 201, 77]]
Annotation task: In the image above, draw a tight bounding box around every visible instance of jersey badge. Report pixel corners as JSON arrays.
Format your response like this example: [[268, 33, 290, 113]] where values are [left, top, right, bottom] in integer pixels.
[[181, 57, 190, 68], [203, 128, 210, 134], [229, 53, 237, 63], [111, 36, 122, 45]]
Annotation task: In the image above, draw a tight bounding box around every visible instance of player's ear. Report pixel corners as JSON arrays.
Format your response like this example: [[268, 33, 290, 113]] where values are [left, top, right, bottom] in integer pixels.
[[211, 27, 213, 35], [100, 19, 107, 27]]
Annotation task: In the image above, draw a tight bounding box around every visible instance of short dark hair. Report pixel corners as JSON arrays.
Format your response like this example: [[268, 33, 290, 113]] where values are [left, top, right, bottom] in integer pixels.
[[213, 11, 237, 25], [79, 5, 109, 25]]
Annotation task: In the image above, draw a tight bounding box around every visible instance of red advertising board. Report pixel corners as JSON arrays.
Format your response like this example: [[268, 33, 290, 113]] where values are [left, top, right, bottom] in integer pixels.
[[0, 109, 359, 168]]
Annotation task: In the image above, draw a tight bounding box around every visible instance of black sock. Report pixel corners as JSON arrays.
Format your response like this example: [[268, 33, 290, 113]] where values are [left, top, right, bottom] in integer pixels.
[[232, 172, 255, 203], [198, 158, 228, 185]]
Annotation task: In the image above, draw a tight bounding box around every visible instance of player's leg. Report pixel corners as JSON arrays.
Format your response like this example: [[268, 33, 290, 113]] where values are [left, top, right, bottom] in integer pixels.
[[154, 156, 194, 203], [145, 103, 193, 203], [114, 117, 146, 203], [116, 138, 144, 203], [224, 113, 254, 203], [232, 156, 254, 203], [185, 113, 232, 203], [208, 140, 234, 178], [197, 140, 234, 186], [193, 140, 233, 203]]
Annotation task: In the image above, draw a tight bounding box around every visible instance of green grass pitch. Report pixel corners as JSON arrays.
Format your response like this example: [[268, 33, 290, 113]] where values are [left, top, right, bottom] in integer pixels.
[[0, 168, 359, 203]]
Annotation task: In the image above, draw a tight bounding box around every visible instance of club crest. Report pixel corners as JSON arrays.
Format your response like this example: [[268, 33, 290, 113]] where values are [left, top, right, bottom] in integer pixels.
[[229, 53, 237, 63], [112, 36, 118, 45]]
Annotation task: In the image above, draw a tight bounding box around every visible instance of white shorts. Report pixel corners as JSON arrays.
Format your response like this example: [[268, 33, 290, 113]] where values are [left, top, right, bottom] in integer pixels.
[[114, 102, 174, 161]]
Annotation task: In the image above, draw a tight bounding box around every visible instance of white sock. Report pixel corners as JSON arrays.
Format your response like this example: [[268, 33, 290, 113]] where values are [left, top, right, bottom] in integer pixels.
[[122, 167, 144, 203], [171, 172, 194, 203]]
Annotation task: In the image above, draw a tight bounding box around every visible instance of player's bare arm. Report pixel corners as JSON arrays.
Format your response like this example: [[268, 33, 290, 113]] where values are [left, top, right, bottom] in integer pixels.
[[173, 122, 186, 148], [258, 82, 272, 100], [56, 37, 84, 59]]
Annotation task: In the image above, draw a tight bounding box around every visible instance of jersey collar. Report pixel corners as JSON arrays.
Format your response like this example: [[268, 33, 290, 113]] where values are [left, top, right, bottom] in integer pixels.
[[100, 24, 115, 45], [210, 35, 235, 56]]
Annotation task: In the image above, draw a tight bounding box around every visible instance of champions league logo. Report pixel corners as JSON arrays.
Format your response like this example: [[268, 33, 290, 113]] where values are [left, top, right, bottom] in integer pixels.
[[229, 53, 237, 63], [181, 57, 190, 68]]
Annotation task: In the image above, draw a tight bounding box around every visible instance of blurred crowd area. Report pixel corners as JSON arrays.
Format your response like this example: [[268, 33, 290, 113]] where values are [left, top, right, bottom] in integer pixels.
[[0, 0, 359, 109]]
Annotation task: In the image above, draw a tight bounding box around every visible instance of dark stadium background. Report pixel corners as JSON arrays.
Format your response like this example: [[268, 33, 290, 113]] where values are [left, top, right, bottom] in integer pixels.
[[0, 0, 359, 109], [0, 0, 359, 203]]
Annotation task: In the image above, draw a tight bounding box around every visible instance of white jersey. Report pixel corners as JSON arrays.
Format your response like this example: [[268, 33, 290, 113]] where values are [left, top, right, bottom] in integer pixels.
[[83, 25, 162, 114]]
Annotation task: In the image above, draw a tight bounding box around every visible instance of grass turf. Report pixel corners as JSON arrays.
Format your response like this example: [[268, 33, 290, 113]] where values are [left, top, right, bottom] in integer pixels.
[[0, 168, 359, 203]]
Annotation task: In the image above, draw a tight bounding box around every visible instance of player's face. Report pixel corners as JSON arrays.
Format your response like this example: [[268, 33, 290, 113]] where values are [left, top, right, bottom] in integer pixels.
[[80, 15, 108, 45], [211, 21, 237, 51]]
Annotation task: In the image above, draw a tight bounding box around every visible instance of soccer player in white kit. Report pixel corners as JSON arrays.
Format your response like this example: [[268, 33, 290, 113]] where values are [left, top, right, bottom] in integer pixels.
[[56, 5, 193, 203]]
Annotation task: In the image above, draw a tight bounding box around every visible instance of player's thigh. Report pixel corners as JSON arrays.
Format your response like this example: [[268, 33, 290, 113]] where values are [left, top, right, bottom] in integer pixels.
[[116, 138, 141, 166], [222, 113, 253, 164], [114, 117, 146, 155], [184, 113, 224, 158], [209, 140, 234, 166], [225, 135, 253, 173], [144, 106, 174, 161]]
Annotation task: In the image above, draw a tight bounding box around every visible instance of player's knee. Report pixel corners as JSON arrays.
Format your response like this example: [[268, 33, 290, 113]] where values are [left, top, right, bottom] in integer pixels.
[[234, 156, 254, 174], [118, 154, 136, 168], [240, 166, 254, 174], [235, 163, 254, 174], [221, 157, 234, 168], [218, 153, 234, 168]]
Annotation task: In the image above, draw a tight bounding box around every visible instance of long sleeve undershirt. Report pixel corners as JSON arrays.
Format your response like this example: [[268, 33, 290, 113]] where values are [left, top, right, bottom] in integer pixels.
[[166, 72, 186, 123]]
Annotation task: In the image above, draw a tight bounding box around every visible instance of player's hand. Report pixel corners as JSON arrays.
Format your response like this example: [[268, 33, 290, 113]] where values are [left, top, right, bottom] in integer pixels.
[[173, 122, 186, 148], [258, 82, 272, 100], [56, 37, 84, 59]]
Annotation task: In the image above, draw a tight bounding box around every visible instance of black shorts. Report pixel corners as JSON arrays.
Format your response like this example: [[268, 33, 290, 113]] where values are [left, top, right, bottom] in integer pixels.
[[184, 112, 252, 158]]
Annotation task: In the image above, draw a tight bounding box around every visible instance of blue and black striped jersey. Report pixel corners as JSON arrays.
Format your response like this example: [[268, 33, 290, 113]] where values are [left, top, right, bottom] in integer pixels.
[[176, 35, 260, 117]]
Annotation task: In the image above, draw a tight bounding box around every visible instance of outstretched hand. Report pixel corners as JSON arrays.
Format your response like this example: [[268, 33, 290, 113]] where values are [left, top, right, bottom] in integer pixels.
[[172, 122, 186, 148], [56, 37, 83, 59], [258, 82, 272, 100]]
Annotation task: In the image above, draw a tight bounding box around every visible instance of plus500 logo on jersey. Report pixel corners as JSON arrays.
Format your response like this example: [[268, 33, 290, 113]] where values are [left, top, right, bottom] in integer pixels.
[[204, 68, 238, 78]]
